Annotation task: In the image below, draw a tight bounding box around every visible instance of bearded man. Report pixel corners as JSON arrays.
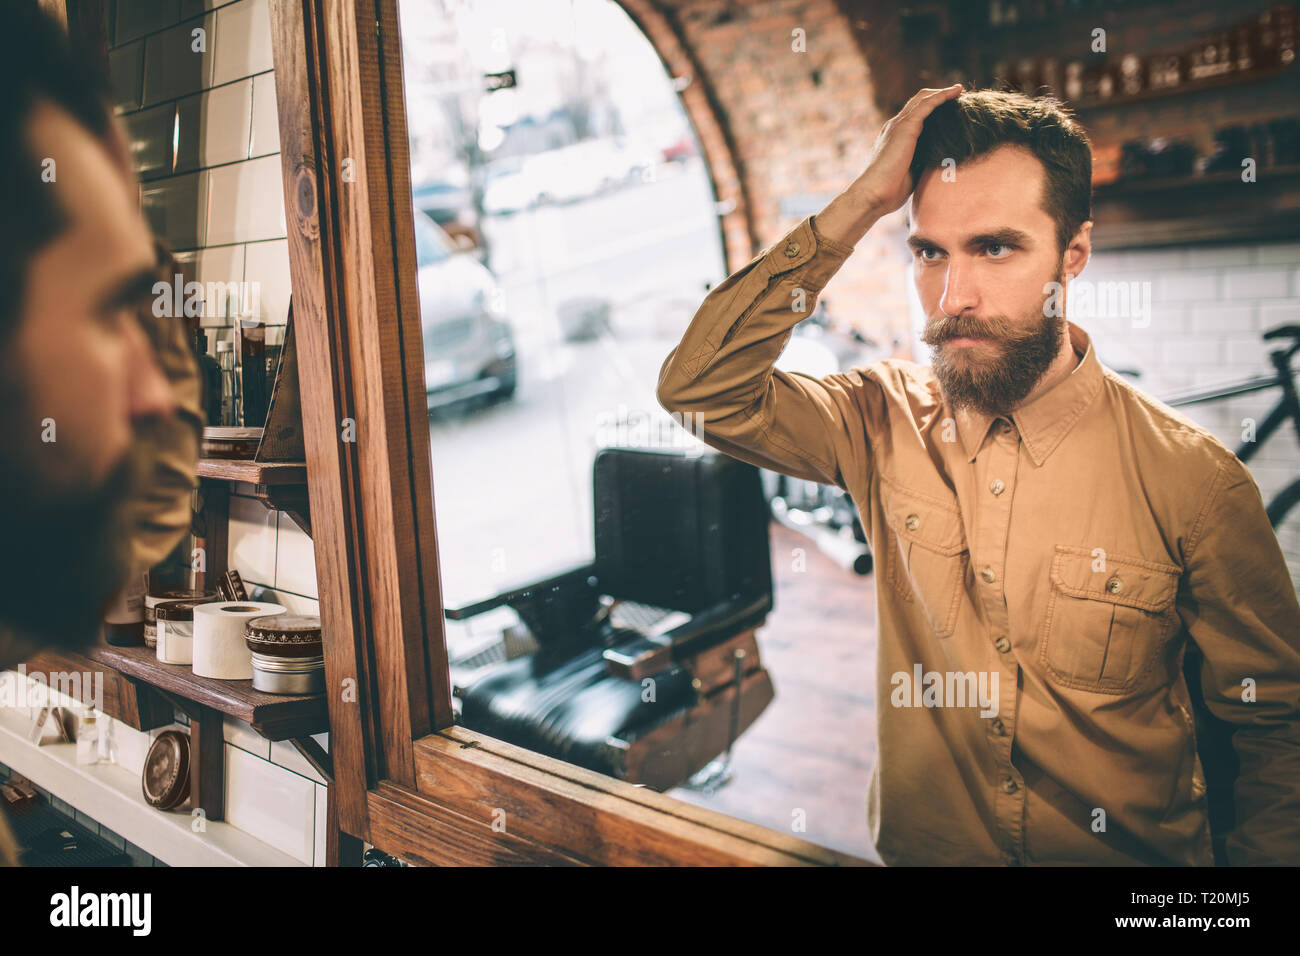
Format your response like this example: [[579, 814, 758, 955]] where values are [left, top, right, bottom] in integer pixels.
[[658, 86, 1300, 866]]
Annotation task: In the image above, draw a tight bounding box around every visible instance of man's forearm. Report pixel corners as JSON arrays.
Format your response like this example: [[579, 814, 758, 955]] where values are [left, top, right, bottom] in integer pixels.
[[811, 175, 890, 249]]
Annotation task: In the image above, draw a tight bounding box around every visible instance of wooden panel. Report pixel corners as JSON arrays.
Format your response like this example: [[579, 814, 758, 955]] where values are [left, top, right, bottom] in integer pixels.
[[268, 0, 381, 838], [23, 649, 173, 732], [408, 728, 871, 866], [367, 782, 587, 867]]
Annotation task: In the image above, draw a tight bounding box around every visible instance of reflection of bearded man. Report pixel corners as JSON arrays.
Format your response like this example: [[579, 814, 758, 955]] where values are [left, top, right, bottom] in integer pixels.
[[0, 2, 201, 666], [920, 266, 1068, 416], [0, 404, 150, 649]]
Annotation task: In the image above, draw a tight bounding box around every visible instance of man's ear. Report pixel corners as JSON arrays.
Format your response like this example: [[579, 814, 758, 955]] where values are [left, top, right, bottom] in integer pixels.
[[1063, 220, 1092, 277]]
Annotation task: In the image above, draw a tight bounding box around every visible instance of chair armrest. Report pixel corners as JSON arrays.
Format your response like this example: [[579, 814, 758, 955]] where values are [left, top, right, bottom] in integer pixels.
[[443, 563, 597, 621], [602, 593, 771, 680]]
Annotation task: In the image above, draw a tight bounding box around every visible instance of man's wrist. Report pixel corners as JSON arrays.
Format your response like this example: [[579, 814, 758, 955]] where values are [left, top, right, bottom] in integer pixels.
[[813, 178, 888, 249]]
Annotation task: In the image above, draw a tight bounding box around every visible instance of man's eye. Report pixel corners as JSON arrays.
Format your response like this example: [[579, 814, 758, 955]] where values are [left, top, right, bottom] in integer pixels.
[[985, 243, 1013, 259], [916, 247, 941, 262]]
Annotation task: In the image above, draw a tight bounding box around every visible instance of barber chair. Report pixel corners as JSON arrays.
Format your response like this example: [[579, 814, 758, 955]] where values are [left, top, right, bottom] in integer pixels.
[[445, 446, 776, 792]]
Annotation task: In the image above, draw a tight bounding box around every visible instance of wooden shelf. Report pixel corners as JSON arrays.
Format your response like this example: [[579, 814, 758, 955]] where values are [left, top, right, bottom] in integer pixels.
[[197, 458, 307, 485], [1093, 164, 1300, 200], [85, 645, 328, 741], [1071, 61, 1298, 113]]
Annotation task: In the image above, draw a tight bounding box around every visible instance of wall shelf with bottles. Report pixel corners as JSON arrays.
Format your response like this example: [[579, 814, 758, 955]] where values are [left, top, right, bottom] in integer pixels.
[[902, 1, 1300, 250]]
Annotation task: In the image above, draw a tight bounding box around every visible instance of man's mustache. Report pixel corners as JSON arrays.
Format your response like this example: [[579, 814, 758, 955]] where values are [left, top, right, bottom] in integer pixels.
[[920, 313, 1036, 346]]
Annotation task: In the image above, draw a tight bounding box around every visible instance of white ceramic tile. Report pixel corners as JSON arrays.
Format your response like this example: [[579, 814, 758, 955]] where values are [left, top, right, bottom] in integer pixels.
[[275, 515, 318, 599], [108, 718, 154, 778], [228, 493, 278, 588], [140, 170, 207, 251], [314, 784, 328, 867], [243, 239, 291, 325], [109, 41, 145, 111], [213, 0, 274, 86], [123, 103, 177, 180], [270, 740, 327, 785], [206, 155, 287, 244], [222, 715, 270, 760], [200, 78, 253, 167], [116, 1, 181, 44], [249, 73, 280, 157], [270, 591, 319, 616], [196, 244, 248, 325], [223, 744, 317, 864], [142, 15, 217, 107]]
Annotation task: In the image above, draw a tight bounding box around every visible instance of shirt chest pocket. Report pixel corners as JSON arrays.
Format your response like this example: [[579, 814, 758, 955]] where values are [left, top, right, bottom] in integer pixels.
[[1038, 546, 1183, 695], [880, 481, 969, 639]]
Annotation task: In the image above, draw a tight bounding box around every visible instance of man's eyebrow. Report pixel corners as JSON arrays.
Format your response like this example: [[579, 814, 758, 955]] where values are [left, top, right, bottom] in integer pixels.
[[964, 228, 1032, 248], [96, 266, 162, 314], [905, 228, 1034, 252]]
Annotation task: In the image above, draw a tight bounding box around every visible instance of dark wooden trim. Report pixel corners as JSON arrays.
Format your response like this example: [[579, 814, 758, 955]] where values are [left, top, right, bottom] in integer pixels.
[[22, 650, 173, 732]]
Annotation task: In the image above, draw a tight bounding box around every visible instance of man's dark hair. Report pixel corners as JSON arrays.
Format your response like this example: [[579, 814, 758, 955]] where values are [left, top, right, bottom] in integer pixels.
[[0, 1, 114, 341], [909, 90, 1093, 254]]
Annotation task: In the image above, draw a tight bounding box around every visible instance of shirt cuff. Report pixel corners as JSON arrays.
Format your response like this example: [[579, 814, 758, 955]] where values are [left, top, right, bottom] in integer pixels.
[[809, 214, 856, 258]]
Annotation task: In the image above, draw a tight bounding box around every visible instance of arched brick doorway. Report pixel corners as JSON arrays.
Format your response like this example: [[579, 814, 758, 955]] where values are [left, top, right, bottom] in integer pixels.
[[616, 0, 916, 357]]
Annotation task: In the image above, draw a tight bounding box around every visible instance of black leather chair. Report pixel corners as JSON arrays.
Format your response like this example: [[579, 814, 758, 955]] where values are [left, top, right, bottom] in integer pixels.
[[445, 446, 776, 791]]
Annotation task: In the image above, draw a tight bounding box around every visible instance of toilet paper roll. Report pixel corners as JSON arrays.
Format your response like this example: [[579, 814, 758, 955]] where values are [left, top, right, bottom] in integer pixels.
[[192, 602, 286, 680]]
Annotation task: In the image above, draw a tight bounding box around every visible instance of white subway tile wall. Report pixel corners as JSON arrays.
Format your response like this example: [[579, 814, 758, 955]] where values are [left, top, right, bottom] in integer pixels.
[[1082, 242, 1300, 597], [95, 0, 328, 863]]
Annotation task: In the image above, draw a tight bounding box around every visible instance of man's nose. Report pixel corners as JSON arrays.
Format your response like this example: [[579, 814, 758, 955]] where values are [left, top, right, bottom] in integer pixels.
[[938, 260, 979, 317], [125, 320, 176, 422]]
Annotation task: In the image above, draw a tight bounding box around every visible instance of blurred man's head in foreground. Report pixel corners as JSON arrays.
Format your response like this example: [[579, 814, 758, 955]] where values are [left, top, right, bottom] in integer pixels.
[[0, 2, 176, 648], [908, 90, 1095, 416]]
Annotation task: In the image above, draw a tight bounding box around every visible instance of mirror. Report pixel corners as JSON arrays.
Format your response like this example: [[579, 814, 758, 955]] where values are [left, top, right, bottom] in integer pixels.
[[400, 0, 879, 861]]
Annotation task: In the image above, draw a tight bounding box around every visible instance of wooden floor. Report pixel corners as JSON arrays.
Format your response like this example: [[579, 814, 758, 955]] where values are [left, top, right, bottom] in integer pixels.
[[666, 521, 881, 863]]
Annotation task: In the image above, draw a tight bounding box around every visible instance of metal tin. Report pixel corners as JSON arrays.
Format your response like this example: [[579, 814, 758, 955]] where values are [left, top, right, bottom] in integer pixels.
[[245, 614, 323, 659], [251, 652, 325, 695], [142, 730, 190, 810]]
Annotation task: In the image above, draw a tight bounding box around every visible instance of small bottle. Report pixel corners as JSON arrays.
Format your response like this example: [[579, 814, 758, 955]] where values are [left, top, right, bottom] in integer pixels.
[[194, 326, 223, 426], [76, 709, 100, 766], [218, 339, 237, 427]]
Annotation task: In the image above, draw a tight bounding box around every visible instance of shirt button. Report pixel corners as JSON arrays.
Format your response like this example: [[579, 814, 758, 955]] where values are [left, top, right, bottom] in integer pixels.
[[1001, 777, 1018, 794], [981, 567, 996, 583], [905, 513, 920, 531], [1106, 576, 1123, 594], [784, 240, 800, 258], [995, 635, 1011, 653], [989, 479, 1005, 496], [991, 718, 1008, 736]]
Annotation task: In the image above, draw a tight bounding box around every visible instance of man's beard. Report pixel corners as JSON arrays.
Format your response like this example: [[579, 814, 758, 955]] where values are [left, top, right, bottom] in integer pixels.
[[920, 274, 1067, 417], [0, 434, 148, 652]]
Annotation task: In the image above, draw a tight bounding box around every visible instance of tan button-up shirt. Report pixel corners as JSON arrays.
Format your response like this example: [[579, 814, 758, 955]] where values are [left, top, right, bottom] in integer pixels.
[[657, 214, 1300, 866]]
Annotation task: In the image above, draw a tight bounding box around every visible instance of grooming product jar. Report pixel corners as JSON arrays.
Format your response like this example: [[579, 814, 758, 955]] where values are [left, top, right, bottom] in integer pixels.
[[103, 575, 147, 646], [245, 615, 325, 695], [144, 589, 218, 648], [154, 600, 210, 665]]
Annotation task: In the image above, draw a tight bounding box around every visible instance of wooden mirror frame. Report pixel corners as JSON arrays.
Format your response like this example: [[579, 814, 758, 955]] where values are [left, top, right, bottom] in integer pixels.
[[266, 0, 863, 866]]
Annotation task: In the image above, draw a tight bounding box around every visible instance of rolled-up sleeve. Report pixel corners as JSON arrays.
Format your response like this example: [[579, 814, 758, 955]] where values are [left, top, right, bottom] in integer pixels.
[[1181, 453, 1300, 865], [656, 215, 879, 492]]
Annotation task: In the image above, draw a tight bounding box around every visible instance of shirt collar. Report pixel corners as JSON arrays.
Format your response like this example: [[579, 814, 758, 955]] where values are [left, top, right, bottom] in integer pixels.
[[951, 321, 1104, 466]]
